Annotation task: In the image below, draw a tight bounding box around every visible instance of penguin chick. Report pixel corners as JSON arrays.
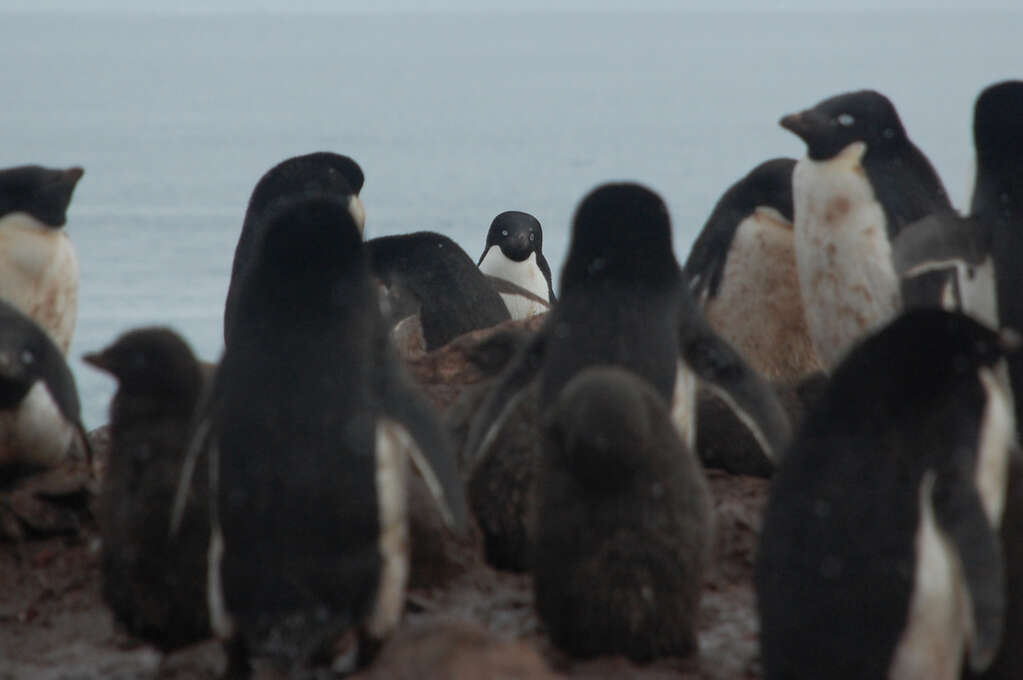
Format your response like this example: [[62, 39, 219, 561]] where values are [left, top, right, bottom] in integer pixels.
[[533, 365, 712, 662]]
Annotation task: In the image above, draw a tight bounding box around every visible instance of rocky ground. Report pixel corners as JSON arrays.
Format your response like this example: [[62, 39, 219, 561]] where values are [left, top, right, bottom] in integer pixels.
[[0, 319, 771, 679]]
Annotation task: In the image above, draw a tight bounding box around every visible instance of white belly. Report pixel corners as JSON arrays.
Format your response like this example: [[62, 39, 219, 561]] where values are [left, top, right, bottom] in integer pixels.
[[703, 207, 821, 380], [793, 142, 900, 371], [0, 381, 74, 469], [888, 473, 968, 680], [669, 361, 698, 451], [0, 212, 79, 354], [479, 248, 550, 320]]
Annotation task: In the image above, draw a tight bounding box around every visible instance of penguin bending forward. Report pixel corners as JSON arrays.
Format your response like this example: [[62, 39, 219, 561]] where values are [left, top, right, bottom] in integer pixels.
[[756, 309, 1017, 680]]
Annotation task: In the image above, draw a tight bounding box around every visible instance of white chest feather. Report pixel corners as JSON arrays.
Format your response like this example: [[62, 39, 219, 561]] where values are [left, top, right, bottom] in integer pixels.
[[669, 361, 698, 451], [0, 381, 74, 469], [975, 365, 1014, 526], [888, 472, 968, 680], [703, 207, 821, 379], [793, 143, 900, 371], [479, 248, 550, 319], [0, 212, 79, 354]]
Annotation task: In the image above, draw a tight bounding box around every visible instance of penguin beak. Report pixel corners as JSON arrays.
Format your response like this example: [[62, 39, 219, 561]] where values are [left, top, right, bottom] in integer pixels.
[[780, 109, 827, 143], [82, 351, 111, 373]]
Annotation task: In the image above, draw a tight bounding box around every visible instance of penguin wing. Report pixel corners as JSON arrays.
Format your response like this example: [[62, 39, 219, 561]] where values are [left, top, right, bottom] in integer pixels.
[[682, 207, 742, 305], [931, 470, 1005, 672], [462, 328, 548, 474], [376, 341, 468, 530], [894, 214, 988, 309], [486, 276, 551, 310], [678, 294, 791, 462]]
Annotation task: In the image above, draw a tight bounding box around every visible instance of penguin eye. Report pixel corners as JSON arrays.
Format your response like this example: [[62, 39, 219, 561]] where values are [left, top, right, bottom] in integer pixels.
[[529, 232, 535, 242], [20, 349, 34, 365], [882, 128, 896, 139], [837, 113, 855, 127], [501, 229, 509, 237]]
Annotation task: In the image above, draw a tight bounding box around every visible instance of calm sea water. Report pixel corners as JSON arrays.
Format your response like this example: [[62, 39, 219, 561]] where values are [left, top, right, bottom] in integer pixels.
[[0, 10, 1019, 427]]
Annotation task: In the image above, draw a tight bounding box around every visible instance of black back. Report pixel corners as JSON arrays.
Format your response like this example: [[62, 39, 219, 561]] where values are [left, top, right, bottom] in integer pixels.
[[223, 152, 363, 345], [782, 90, 952, 239], [369, 231, 511, 351], [0, 298, 81, 421], [757, 309, 1011, 679], [214, 194, 382, 648], [478, 210, 556, 303], [542, 183, 682, 405], [683, 158, 795, 301], [0, 164, 83, 227], [86, 327, 209, 651]]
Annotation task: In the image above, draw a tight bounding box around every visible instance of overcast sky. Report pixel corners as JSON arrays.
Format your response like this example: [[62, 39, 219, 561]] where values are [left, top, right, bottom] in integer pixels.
[[2, 0, 1018, 11]]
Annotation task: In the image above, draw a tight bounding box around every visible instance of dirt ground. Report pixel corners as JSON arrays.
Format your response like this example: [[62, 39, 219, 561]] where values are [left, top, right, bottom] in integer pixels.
[[0, 320, 771, 679]]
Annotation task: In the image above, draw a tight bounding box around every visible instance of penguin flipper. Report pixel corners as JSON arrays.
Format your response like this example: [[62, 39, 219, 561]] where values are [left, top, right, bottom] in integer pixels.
[[894, 214, 990, 313], [376, 346, 468, 530], [678, 295, 791, 462], [932, 471, 1006, 672], [463, 329, 547, 473]]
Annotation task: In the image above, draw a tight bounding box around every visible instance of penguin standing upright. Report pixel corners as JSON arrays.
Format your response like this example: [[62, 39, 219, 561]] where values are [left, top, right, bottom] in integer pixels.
[[179, 186, 466, 676], [532, 365, 712, 661], [477, 211, 556, 319], [84, 327, 210, 653], [781, 90, 953, 370], [222, 152, 365, 345], [0, 298, 89, 481], [756, 309, 1016, 680], [463, 183, 790, 576], [0, 164, 84, 354], [684, 158, 820, 379]]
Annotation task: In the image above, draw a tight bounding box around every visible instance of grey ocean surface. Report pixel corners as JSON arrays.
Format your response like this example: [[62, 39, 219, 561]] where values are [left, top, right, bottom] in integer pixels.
[[0, 10, 1018, 428]]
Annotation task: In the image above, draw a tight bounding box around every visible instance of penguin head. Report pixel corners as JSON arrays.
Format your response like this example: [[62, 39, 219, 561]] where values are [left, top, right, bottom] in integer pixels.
[[971, 80, 1023, 218], [244, 152, 365, 233], [0, 165, 84, 227], [482, 211, 543, 263], [560, 183, 679, 295], [739, 158, 796, 221], [84, 328, 203, 410], [547, 366, 654, 491], [781, 90, 907, 162], [830, 309, 1017, 416]]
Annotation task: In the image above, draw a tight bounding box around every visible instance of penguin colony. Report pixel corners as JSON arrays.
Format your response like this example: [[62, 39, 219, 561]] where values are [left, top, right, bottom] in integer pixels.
[[0, 79, 1020, 679]]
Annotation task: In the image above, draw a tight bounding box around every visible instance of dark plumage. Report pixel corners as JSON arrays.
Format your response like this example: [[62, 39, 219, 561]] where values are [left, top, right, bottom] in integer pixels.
[[84, 327, 209, 652], [0, 164, 84, 227], [533, 366, 711, 661], [757, 309, 1016, 680]]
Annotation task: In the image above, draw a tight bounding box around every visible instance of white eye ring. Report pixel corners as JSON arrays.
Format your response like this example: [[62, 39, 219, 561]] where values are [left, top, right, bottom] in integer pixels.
[[837, 113, 855, 127], [501, 229, 509, 237]]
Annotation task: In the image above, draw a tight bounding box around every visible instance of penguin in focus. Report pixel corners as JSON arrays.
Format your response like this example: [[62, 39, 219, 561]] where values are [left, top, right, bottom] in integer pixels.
[[781, 90, 954, 370], [684, 157, 821, 379], [0, 297, 89, 483], [223, 151, 365, 345], [369, 231, 511, 355], [532, 365, 712, 661], [0, 164, 84, 354], [477, 210, 556, 319], [84, 327, 211, 653], [463, 184, 790, 570], [177, 191, 467, 676], [756, 308, 1017, 680]]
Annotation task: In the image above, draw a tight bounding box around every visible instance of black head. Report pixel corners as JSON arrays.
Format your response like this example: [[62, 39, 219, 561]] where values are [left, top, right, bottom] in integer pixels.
[[0, 299, 80, 419], [84, 327, 203, 410], [0, 165, 84, 227], [480, 211, 543, 263], [560, 183, 679, 295], [971, 80, 1023, 220], [827, 309, 1016, 421], [781, 90, 907, 162], [547, 366, 655, 491]]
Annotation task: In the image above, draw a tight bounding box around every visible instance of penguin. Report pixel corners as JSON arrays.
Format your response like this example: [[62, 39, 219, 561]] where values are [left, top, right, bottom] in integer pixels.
[[175, 191, 467, 676], [223, 151, 365, 345], [477, 210, 556, 319], [0, 164, 84, 354], [532, 365, 712, 661], [83, 327, 210, 653], [684, 157, 821, 380], [756, 308, 1017, 680], [368, 231, 511, 354], [0, 297, 89, 484], [462, 184, 790, 571], [781, 89, 954, 370]]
